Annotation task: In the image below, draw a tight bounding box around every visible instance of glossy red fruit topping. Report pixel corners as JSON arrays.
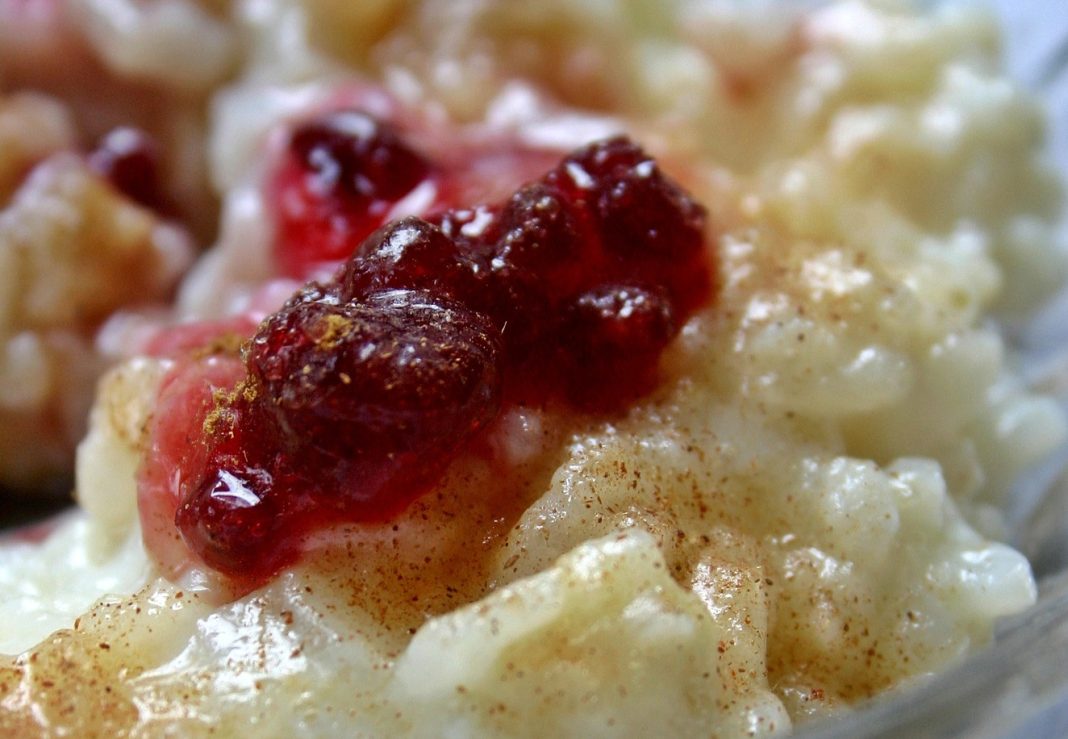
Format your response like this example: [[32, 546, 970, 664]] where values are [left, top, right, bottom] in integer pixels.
[[171, 286, 502, 578], [338, 217, 481, 303], [174, 400, 301, 576], [290, 110, 429, 202], [147, 134, 713, 585], [87, 127, 166, 211], [273, 110, 434, 277], [248, 286, 501, 458], [137, 355, 248, 579], [176, 465, 289, 575], [430, 204, 501, 250], [548, 136, 709, 311], [560, 283, 677, 409], [489, 182, 593, 307], [494, 183, 587, 275]]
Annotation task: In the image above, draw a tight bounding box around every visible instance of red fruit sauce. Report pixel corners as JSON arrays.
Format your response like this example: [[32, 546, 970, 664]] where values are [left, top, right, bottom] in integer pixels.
[[138, 110, 715, 589]]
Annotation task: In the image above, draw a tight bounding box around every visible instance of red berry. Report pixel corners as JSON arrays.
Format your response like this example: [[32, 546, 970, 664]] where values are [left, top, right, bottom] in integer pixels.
[[274, 110, 434, 276], [491, 182, 591, 300], [290, 110, 429, 202], [247, 287, 502, 459], [338, 216, 480, 303], [172, 390, 320, 577], [87, 127, 166, 211], [428, 186, 591, 362], [429, 205, 501, 253], [175, 453, 290, 575], [595, 164, 705, 262], [548, 137, 710, 309], [165, 359, 307, 574], [560, 283, 676, 409]]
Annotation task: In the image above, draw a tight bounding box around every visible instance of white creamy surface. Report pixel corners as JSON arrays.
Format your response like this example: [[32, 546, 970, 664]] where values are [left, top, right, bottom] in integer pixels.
[[0, 516, 150, 656], [1, 1, 1067, 736]]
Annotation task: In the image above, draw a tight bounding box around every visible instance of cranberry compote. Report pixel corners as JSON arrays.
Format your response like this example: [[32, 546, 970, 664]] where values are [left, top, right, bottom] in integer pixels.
[[157, 135, 714, 584]]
